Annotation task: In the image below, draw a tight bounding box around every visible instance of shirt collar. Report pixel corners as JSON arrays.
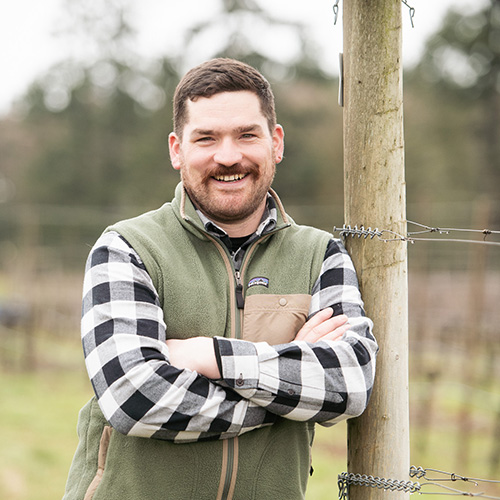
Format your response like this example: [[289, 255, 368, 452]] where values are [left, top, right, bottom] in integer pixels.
[[196, 194, 278, 241]]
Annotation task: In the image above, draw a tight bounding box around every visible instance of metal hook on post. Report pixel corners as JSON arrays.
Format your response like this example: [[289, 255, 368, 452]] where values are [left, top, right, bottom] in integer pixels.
[[401, 0, 415, 27], [332, 0, 340, 26], [483, 229, 492, 241]]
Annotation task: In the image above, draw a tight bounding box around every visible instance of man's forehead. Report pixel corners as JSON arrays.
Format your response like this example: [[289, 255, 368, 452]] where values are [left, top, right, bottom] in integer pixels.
[[183, 91, 268, 133], [187, 90, 260, 110]]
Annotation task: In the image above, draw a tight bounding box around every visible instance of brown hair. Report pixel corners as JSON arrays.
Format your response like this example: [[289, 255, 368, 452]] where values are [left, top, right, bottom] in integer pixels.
[[173, 58, 277, 137]]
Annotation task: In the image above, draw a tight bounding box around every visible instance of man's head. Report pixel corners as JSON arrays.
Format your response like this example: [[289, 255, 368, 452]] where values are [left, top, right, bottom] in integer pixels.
[[173, 58, 277, 139], [169, 59, 284, 237]]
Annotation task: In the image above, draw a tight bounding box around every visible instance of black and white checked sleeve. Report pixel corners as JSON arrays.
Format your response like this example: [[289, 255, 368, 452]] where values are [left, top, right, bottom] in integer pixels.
[[214, 238, 377, 425], [82, 231, 276, 443]]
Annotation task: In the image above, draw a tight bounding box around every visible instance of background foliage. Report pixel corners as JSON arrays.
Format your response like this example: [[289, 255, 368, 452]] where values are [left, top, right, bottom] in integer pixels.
[[0, 1, 500, 499]]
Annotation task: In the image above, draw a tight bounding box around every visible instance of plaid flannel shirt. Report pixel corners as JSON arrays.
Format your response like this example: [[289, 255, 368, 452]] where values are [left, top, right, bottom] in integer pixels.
[[82, 219, 377, 443]]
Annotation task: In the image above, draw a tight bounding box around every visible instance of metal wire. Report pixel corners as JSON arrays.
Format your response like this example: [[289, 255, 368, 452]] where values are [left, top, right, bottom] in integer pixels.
[[338, 467, 500, 499], [407, 221, 500, 238], [332, 0, 340, 25], [333, 221, 500, 247], [338, 472, 421, 500], [410, 467, 500, 498], [401, 0, 416, 27]]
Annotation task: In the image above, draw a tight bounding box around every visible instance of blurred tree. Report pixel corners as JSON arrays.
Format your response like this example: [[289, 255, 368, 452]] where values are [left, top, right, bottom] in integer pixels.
[[179, 0, 326, 80], [413, 0, 500, 224], [20, 0, 180, 211], [403, 74, 479, 219]]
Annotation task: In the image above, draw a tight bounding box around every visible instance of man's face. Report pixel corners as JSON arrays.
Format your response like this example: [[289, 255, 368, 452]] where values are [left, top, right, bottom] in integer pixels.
[[169, 91, 284, 227]]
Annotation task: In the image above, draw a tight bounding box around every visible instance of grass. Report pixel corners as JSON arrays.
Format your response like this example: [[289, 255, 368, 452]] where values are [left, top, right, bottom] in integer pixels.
[[306, 424, 347, 499], [0, 370, 93, 500]]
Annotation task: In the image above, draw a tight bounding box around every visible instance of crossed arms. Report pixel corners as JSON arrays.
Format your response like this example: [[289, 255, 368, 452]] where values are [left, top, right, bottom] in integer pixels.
[[166, 307, 351, 379], [82, 231, 377, 443]]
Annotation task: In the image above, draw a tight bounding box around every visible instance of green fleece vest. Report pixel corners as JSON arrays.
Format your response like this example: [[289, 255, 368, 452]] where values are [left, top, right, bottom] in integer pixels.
[[64, 183, 332, 500]]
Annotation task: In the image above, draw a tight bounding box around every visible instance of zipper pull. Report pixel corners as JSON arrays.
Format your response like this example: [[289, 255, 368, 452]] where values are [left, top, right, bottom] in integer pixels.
[[235, 271, 245, 309]]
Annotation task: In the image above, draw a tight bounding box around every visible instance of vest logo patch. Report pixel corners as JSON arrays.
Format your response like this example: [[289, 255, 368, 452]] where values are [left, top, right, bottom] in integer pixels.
[[248, 277, 269, 289]]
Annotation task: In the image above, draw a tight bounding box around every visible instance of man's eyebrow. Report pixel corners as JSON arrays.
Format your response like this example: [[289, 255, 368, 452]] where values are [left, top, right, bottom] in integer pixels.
[[235, 124, 264, 134], [190, 128, 216, 137], [189, 124, 264, 137]]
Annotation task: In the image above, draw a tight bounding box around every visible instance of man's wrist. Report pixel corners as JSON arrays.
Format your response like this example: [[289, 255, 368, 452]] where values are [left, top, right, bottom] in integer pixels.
[[166, 337, 221, 379]]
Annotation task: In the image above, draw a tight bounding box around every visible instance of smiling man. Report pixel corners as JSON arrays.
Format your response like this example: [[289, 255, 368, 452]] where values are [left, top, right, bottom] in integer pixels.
[[63, 58, 377, 500]]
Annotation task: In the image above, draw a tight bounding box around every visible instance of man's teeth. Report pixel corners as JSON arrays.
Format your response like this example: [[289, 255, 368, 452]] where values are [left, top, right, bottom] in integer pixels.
[[214, 173, 246, 182]]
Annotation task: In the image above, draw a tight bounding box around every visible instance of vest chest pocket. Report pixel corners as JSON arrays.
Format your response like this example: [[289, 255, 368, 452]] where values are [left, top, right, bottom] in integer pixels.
[[242, 294, 311, 345]]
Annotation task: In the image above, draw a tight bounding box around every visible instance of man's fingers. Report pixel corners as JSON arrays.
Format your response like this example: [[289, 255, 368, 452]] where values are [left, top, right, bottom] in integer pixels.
[[314, 314, 348, 335], [294, 308, 333, 341], [314, 323, 350, 343], [295, 308, 349, 343], [304, 315, 348, 342], [304, 307, 334, 330]]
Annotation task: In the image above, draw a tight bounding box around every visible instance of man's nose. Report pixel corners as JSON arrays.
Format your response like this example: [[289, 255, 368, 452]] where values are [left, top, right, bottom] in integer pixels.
[[213, 139, 243, 166]]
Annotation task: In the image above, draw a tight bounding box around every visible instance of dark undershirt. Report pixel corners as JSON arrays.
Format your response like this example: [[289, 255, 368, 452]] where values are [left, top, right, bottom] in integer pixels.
[[228, 235, 252, 253]]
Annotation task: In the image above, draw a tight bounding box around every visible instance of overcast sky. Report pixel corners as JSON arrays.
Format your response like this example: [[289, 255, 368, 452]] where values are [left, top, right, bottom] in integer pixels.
[[0, 0, 488, 116]]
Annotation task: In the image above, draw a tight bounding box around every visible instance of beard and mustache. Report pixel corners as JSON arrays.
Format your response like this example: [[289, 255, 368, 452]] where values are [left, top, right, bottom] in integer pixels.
[[180, 159, 276, 225]]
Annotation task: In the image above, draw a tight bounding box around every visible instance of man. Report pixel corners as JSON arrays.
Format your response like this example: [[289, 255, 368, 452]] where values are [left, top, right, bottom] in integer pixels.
[[63, 58, 377, 500]]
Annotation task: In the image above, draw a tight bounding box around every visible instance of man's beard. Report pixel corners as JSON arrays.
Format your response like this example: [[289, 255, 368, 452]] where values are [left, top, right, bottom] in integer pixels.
[[180, 160, 276, 225]]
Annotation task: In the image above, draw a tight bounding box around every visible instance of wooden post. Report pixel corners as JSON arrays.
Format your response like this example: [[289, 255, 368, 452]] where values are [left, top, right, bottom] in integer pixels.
[[342, 1, 409, 499]]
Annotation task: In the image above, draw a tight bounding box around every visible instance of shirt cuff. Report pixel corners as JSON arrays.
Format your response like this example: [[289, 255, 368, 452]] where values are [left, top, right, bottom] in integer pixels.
[[213, 337, 260, 397], [213, 337, 223, 378]]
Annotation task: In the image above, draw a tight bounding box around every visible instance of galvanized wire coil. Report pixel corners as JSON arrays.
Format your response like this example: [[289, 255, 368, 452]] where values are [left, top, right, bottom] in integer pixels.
[[338, 472, 421, 500]]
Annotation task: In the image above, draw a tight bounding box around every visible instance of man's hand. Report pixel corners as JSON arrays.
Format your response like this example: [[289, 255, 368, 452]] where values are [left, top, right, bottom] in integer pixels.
[[166, 337, 221, 379], [294, 307, 349, 343]]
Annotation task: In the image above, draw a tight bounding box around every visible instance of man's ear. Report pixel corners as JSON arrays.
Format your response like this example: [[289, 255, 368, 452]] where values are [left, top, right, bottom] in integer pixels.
[[273, 125, 285, 164], [168, 132, 182, 170]]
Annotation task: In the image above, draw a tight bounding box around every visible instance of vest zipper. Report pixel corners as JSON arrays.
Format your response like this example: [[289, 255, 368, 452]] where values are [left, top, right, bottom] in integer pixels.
[[219, 438, 237, 500], [221, 271, 243, 499], [234, 271, 244, 309]]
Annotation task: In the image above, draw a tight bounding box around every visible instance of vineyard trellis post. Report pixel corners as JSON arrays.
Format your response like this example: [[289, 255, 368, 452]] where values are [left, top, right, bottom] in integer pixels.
[[342, 1, 410, 498]]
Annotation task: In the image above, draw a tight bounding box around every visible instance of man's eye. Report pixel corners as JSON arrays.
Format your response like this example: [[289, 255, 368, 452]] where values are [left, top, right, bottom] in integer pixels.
[[241, 134, 256, 139], [197, 137, 213, 143]]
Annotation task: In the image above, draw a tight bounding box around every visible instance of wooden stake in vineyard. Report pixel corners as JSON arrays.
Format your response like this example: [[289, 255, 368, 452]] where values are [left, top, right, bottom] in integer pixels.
[[342, 1, 410, 498]]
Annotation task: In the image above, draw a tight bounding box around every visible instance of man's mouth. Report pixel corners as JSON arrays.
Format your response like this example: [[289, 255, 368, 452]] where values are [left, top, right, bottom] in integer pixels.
[[213, 173, 248, 182]]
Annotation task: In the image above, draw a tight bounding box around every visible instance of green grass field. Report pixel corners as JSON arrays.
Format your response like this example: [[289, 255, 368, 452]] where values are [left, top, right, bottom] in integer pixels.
[[0, 371, 93, 500]]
